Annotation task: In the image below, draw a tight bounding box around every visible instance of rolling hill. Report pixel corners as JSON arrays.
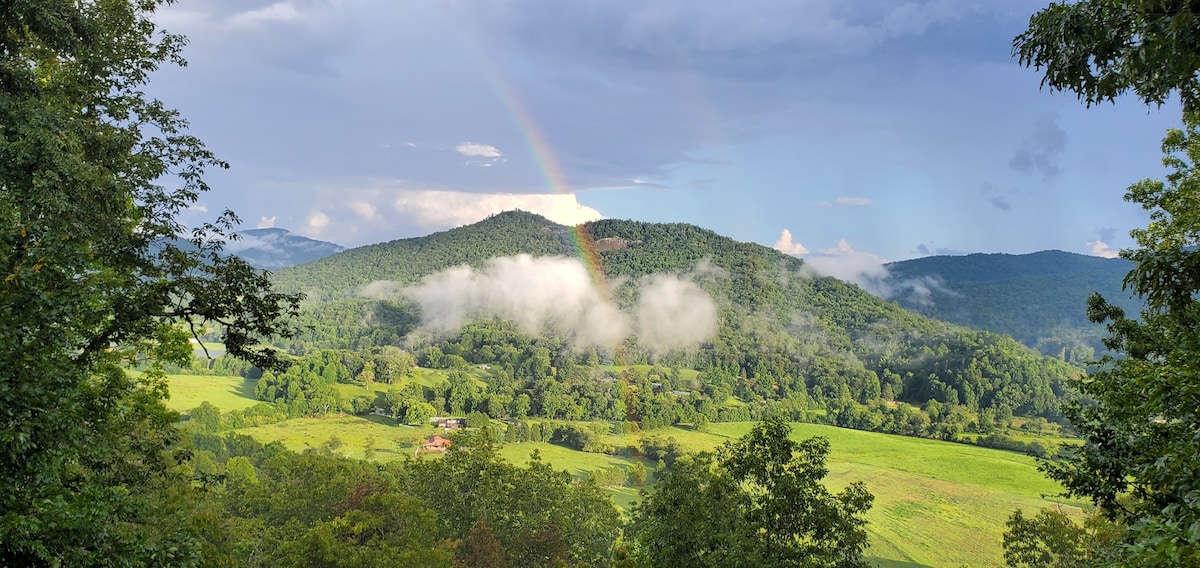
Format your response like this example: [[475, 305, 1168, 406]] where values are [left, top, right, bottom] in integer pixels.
[[882, 250, 1143, 359]]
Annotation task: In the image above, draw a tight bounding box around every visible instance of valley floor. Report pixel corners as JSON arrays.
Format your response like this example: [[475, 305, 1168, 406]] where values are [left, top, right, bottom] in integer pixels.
[[166, 374, 1083, 568]]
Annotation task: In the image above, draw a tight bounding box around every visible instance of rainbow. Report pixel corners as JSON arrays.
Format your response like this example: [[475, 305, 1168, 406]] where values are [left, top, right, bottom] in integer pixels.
[[442, 5, 625, 361], [485, 76, 610, 297]]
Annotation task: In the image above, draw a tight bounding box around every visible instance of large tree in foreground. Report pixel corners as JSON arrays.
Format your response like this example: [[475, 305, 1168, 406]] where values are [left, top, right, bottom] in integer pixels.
[[1030, 115, 1200, 566], [1015, 0, 1200, 110], [0, 1, 299, 564], [633, 417, 874, 568], [1014, 1, 1200, 564]]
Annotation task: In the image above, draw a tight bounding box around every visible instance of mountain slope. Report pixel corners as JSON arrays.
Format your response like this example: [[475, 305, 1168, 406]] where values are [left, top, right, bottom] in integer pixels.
[[272, 211, 1080, 420], [882, 250, 1143, 356], [271, 211, 573, 298], [226, 228, 344, 270]]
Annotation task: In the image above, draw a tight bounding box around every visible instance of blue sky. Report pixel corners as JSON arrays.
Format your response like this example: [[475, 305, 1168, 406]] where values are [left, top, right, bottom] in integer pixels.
[[154, 0, 1182, 279]]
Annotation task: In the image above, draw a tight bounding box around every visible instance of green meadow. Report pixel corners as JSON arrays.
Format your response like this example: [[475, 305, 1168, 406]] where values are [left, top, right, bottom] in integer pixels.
[[163, 374, 259, 412], [167, 374, 1081, 567], [598, 364, 701, 383], [233, 414, 434, 461]]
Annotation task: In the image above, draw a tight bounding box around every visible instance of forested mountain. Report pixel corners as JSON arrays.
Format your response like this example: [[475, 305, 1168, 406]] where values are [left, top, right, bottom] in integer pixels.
[[882, 250, 1142, 359], [226, 228, 344, 270], [268, 211, 1080, 429], [272, 211, 574, 299]]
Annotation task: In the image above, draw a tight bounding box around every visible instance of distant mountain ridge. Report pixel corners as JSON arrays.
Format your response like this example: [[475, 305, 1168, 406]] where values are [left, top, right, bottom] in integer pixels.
[[883, 250, 1143, 358], [226, 228, 344, 270]]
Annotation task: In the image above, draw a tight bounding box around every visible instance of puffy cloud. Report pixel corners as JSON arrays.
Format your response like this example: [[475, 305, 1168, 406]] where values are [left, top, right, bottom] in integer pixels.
[[1088, 240, 1119, 259], [634, 275, 719, 352], [456, 142, 503, 159], [803, 239, 890, 287], [348, 200, 380, 220], [305, 210, 331, 236], [258, 215, 277, 228], [815, 197, 873, 208], [1010, 112, 1067, 180], [392, 190, 602, 228], [456, 142, 506, 167], [773, 229, 810, 255]]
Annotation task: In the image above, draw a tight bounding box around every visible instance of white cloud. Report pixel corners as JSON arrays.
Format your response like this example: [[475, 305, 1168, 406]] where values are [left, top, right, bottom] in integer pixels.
[[635, 275, 718, 351], [190, 202, 209, 213], [815, 197, 873, 208], [258, 215, 277, 229], [1087, 240, 1119, 259], [456, 142, 503, 158], [455, 142, 506, 166], [804, 239, 890, 287], [348, 200, 380, 220], [773, 229, 810, 255], [228, 2, 304, 29], [306, 210, 331, 236], [393, 190, 603, 228]]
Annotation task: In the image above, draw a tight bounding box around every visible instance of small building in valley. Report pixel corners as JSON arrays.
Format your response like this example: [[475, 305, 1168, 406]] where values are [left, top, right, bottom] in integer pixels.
[[432, 417, 466, 430], [419, 435, 452, 454]]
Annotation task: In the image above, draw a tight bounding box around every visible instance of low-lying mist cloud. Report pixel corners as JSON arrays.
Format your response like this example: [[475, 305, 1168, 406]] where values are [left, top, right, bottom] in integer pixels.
[[635, 275, 719, 351], [403, 255, 718, 350], [775, 233, 949, 306]]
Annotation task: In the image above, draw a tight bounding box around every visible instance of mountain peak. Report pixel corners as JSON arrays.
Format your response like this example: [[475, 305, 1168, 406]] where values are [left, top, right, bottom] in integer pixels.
[[226, 228, 345, 270]]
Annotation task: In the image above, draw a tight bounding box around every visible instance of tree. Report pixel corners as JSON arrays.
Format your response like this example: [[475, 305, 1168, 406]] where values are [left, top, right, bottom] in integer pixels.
[[1015, 0, 1200, 110], [405, 401, 437, 427], [1003, 508, 1122, 568], [363, 435, 377, 461], [189, 401, 222, 433], [633, 417, 874, 567], [0, 1, 299, 564], [1033, 114, 1200, 565]]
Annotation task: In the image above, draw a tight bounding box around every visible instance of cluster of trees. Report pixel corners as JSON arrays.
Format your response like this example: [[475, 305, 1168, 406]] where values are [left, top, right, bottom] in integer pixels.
[[174, 428, 621, 566], [633, 418, 874, 567]]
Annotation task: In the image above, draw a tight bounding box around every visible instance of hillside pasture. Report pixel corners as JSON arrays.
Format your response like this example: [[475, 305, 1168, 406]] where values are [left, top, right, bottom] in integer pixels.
[[163, 374, 259, 412], [232, 414, 435, 461]]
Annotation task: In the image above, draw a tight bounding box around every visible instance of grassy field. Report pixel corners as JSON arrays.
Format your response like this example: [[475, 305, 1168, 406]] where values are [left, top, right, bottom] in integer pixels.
[[591, 423, 1080, 567], [166, 373, 1078, 567], [598, 364, 701, 383], [234, 414, 436, 461], [163, 374, 260, 412]]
